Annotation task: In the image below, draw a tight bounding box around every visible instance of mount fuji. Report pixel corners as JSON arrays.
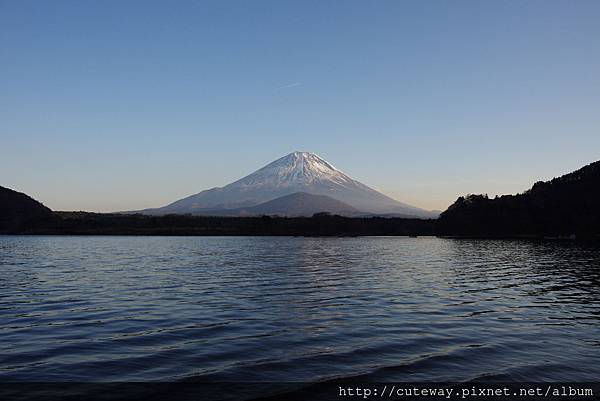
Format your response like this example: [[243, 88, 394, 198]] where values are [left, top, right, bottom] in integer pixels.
[[138, 152, 438, 218]]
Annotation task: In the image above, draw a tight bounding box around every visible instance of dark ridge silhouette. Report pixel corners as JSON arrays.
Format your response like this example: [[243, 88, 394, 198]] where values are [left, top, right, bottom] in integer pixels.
[[438, 160, 600, 239], [0, 186, 54, 233], [192, 192, 360, 217]]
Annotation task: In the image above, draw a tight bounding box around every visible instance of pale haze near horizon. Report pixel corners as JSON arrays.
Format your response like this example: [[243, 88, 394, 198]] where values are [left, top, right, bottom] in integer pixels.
[[1, 1, 599, 212]]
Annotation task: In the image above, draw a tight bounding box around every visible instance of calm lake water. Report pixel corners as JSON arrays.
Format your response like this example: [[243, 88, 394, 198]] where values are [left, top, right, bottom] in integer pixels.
[[1, 236, 599, 383]]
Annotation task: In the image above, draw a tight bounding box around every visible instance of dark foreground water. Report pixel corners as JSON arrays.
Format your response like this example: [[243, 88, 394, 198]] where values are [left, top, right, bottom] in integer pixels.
[[1, 236, 599, 385]]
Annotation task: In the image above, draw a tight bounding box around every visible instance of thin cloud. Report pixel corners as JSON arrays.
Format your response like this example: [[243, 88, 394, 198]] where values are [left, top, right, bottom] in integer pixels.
[[276, 82, 302, 90]]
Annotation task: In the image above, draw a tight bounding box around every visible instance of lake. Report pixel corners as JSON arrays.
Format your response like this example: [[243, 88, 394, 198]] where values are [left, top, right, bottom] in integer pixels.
[[1, 236, 599, 389]]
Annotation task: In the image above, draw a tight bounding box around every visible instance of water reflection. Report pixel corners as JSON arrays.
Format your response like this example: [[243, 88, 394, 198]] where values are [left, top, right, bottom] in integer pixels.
[[0, 236, 599, 382]]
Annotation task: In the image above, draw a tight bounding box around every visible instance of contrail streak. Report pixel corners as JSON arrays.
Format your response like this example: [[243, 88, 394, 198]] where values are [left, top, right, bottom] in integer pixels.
[[276, 82, 302, 90]]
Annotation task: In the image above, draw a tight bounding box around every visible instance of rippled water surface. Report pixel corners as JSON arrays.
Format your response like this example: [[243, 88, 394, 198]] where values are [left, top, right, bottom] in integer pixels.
[[1, 236, 600, 382]]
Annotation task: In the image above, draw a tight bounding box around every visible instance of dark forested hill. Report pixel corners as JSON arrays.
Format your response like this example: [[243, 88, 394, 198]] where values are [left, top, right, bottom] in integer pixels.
[[437, 160, 600, 238], [0, 186, 54, 233]]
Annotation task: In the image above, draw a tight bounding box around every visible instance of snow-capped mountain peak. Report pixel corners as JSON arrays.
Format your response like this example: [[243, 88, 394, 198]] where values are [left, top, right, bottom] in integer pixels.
[[140, 151, 438, 218], [232, 151, 353, 189]]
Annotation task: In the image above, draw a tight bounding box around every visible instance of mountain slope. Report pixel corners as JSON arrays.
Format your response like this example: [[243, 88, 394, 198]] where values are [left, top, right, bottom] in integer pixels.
[[437, 160, 600, 237], [0, 186, 54, 232], [141, 152, 436, 217], [194, 192, 359, 217]]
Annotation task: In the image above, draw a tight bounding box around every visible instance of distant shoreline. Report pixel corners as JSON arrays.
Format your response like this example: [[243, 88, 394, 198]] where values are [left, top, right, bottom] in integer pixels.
[[3, 212, 598, 241], [2, 212, 437, 237], [3, 234, 598, 243]]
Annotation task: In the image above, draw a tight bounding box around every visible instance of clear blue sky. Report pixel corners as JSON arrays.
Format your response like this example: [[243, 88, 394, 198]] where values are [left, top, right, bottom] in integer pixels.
[[2, 1, 599, 212]]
